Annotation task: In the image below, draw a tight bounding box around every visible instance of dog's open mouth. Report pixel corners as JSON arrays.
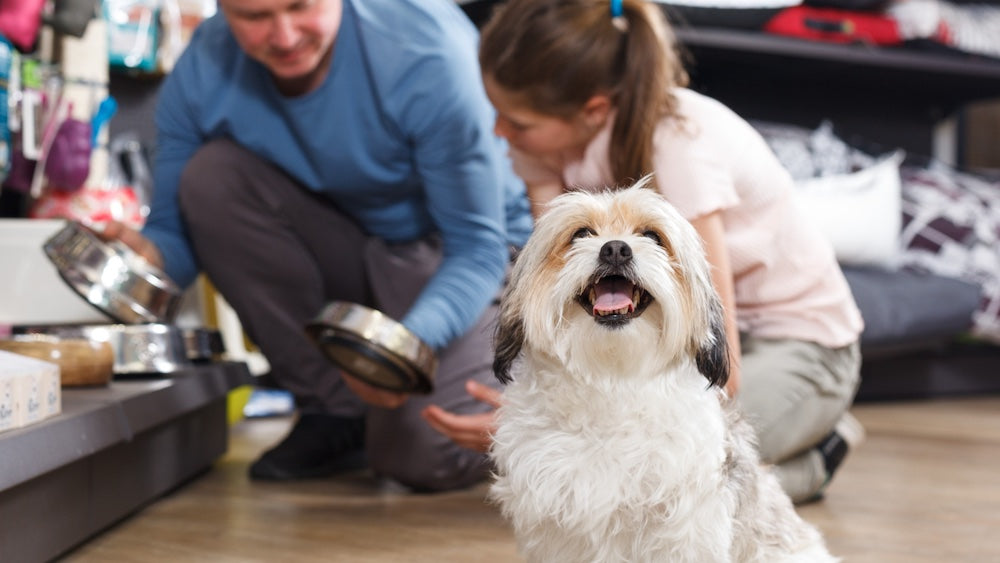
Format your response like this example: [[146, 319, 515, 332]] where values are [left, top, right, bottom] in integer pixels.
[[577, 275, 653, 327]]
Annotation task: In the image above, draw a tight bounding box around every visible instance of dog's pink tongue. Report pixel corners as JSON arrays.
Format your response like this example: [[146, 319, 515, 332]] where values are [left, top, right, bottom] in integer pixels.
[[593, 278, 635, 313]]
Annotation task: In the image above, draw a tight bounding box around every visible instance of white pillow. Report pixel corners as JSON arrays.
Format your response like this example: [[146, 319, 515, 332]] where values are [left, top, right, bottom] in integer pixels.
[[792, 150, 905, 268]]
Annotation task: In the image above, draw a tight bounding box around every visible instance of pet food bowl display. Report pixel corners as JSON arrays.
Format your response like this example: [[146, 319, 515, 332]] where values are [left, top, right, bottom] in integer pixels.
[[14, 323, 193, 375], [306, 301, 437, 394], [42, 221, 182, 325]]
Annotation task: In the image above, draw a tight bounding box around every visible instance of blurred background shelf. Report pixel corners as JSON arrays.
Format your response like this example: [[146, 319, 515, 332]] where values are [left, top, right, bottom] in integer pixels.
[[673, 26, 1000, 160]]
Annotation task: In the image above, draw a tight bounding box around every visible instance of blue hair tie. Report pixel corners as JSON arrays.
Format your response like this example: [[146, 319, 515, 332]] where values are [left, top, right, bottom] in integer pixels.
[[610, 0, 627, 30], [610, 0, 623, 18]]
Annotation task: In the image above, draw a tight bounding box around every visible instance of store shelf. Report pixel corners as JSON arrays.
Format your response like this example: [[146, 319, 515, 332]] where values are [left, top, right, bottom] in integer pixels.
[[676, 26, 1000, 80], [675, 26, 1000, 110], [662, 25, 1000, 158], [0, 362, 253, 562], [458, 0, 1000, 157]]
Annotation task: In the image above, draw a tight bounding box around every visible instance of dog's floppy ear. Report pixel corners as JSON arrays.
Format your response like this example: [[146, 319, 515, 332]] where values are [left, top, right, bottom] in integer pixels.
[[695, 298, 731, 389], [493, 309, 524, 384]]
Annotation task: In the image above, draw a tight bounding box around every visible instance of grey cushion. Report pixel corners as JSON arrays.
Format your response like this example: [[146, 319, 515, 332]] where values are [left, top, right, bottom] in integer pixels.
[[842, 266, 981, 357]]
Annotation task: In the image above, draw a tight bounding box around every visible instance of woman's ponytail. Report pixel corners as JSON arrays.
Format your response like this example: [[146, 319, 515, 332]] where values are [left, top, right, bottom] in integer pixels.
[[609, 0, 688, 183]]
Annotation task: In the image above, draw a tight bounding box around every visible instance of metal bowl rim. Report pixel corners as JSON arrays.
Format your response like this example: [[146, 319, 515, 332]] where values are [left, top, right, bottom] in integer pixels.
[[306, 301, 437, 380], [49, 259, 162, 324], [42, 221, 182, 324], [310, 326, 432, 393]]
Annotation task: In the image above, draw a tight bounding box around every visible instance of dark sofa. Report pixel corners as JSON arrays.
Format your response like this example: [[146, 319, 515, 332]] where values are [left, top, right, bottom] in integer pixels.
[[844, 266, 1000, 401]]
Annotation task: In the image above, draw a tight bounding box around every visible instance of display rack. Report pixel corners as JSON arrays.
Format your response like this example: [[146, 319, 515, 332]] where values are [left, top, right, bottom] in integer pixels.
[[673, 25, 1000, 159]]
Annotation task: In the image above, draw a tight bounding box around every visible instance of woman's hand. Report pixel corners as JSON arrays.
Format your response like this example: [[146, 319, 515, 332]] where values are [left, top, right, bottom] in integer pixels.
[[99, 220, 165, 269], [421, 380, 502, 453], [340, 371, 409, 409]]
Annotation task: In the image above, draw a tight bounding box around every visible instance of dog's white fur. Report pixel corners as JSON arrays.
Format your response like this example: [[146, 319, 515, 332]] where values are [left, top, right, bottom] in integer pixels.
[[490, 182, 837, 563]]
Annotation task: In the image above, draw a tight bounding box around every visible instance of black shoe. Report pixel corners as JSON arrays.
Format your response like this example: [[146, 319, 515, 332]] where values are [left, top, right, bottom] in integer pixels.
[[820, 412, 865, 476], [249, 413, 367, 481], [813, 411, 866, 496]]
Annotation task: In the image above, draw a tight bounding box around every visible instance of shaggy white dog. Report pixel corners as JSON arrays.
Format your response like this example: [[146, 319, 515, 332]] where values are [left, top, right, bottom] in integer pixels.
[[490, 182, 837, 563]]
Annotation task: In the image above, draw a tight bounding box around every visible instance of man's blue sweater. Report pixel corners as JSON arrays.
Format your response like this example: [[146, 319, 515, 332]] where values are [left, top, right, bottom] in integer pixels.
[[142, 0, 532, 349]]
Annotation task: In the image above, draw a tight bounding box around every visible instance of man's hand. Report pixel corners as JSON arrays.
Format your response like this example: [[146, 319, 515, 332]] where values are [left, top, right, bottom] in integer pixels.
[[99, 220, 165, 269], [421, 380, 501, 453], [340, 371, 409, 409]]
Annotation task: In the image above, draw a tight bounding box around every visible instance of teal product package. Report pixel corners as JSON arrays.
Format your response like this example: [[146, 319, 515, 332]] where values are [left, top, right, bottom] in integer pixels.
[[104, 0, 160, 73], [0, 35, 12, 183]]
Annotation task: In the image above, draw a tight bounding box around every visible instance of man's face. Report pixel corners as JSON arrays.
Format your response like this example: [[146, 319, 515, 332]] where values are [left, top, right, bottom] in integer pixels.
[[218, 0, 341, 88]]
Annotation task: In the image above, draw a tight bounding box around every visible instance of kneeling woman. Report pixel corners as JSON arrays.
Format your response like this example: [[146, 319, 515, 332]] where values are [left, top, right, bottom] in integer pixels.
[[478, 0, 865, 503]]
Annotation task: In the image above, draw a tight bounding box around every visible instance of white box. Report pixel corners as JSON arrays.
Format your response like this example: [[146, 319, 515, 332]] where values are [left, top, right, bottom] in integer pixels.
[[0, 376, 17, 432], [43, 370, 62, 418], [0, 350, 61, 432], [18, 370, 46, 427]]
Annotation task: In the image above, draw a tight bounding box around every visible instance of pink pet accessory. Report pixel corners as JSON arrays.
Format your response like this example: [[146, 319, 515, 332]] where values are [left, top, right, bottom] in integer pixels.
[[0, 0, 46, 51], [43, 114, 92, 191]]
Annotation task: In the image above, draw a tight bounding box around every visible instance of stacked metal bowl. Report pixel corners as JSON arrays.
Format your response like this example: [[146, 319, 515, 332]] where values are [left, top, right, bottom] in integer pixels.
[[43, 221, 182, 324], [7, 221, 224, 376]]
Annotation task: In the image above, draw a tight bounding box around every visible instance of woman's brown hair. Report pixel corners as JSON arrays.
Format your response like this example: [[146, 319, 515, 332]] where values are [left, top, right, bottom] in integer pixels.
[[479, 0, 689, 184]]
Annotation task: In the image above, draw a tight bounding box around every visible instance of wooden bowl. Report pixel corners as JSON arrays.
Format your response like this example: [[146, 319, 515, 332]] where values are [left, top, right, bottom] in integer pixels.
[[0, 337, 114, 386]]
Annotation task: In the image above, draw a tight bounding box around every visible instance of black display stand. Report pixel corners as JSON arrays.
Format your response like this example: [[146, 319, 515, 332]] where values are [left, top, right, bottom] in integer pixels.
[[0, 362, 253, 562], [459, 0, 1000, 160], [674, 26, 1000, 159]]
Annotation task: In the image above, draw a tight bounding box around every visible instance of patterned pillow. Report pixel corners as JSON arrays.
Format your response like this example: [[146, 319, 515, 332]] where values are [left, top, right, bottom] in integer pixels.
[[753, 119, 1000, 344], [898, 163, 1000, 344]]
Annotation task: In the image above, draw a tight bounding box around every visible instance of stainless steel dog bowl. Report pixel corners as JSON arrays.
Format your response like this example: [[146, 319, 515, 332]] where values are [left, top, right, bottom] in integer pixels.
[[14, 323, 192, 375], [181, 327, 226, 362], [306, 302, 437, 394], [42, 221, 182, 324]]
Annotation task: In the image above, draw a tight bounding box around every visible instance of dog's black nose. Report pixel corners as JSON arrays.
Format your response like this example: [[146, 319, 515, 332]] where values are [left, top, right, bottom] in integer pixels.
[[599, 240, 632, 267]]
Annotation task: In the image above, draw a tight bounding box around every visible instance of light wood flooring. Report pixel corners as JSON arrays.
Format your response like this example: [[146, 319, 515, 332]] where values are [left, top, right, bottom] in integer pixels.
[[62, 396, 1000, 562]]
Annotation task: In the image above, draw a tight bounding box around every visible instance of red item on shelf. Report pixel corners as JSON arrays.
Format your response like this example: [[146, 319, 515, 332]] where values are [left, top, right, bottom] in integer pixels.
[[764, 6, 903, 46], [29, 185, 145, 229]]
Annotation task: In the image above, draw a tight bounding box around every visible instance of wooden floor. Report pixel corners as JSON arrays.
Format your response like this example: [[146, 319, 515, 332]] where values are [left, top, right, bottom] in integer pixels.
[[63, 396, 1000, 562]]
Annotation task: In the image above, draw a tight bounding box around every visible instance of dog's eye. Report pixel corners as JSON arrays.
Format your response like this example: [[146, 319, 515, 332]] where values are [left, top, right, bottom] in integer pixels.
[[642, 230, 662, 245], [572, 227, 595, 241]]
